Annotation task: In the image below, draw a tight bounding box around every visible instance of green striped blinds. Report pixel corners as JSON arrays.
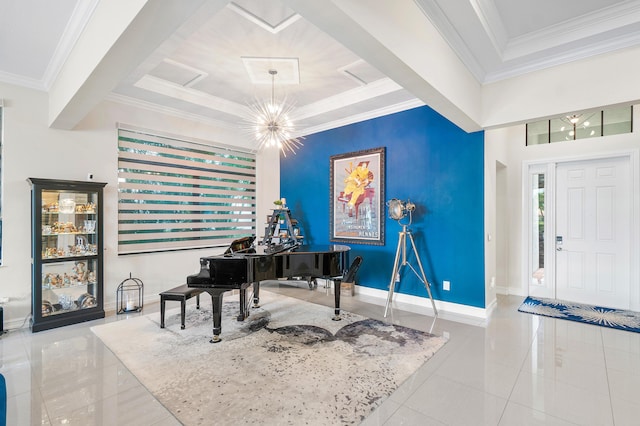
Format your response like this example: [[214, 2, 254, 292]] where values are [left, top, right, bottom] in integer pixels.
[[117, 128, 256, 254]]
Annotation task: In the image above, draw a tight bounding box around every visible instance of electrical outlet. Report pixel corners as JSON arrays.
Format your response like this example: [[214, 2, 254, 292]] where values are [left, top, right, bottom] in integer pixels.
[[443, 280, 450, 291]]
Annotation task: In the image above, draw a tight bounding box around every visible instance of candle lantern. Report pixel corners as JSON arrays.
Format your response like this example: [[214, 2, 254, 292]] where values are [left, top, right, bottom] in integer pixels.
[[116, 273, 144, 314]]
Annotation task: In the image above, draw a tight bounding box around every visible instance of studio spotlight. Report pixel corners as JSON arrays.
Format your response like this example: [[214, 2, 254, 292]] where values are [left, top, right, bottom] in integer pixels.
[[387, 198, 415, 222]]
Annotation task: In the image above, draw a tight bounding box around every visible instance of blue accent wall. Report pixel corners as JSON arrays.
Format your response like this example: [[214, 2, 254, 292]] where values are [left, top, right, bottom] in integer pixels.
[[280, 106, 485, 308]]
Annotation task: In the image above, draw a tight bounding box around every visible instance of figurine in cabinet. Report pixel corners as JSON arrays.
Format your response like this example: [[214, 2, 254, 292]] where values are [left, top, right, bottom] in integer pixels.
[[74, 261, 88, 283]]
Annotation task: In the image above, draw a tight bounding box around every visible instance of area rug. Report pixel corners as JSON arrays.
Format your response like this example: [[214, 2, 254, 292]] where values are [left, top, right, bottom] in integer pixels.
[[91, 291, 447, 425], [519, 296, 640, 333]]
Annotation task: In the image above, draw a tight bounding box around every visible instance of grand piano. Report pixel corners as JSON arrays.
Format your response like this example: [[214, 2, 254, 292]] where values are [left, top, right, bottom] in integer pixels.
[[187, 241, 351, 342]]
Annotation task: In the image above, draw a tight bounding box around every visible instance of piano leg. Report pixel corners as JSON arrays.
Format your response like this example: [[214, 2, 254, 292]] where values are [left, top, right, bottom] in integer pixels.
[[332, 279, 342, 321], [208, 290, 224, 343], [238, 286, 253, 321], [252, 281, 260, 308]]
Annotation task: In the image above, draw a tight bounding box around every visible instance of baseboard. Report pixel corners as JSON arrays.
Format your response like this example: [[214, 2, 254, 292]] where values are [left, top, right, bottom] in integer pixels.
[[340, 284, 490, 326], [496, 285, 510, 295], [112, 283, 491, 326], [4, 317, 28, 332]]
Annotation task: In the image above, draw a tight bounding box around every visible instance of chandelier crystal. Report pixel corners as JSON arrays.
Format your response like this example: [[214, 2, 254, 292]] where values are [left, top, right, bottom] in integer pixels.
[[246, 69, 303, 157]]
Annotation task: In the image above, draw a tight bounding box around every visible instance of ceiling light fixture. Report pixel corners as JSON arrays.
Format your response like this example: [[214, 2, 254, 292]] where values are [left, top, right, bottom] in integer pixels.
[[561, 112, 595, 140], [245, 69, 303, 157]]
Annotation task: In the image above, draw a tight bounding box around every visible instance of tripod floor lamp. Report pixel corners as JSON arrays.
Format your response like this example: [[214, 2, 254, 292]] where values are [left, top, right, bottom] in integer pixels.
[[384, 199, 438, 317]]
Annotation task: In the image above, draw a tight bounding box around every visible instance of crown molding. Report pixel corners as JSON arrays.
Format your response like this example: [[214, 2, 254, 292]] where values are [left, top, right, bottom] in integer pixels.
[[42, 0, 100, 91], [227, 2, 301, 34], [412, 0, 487, 83], [292, 78, 404, 121], [485, 31, 640, 84], [105, 92, 238, 131], [297, 99, 425, 137], [469, 0, 508, 53], [414, 0, 640, 85], [503, 1, 640, 60], [134, 74, 249, 118], [107, 92, 424, 141], [0, 71, 46, 91]]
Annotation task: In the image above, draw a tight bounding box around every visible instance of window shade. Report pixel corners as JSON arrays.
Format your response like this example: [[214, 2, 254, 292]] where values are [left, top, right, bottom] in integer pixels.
[[117, 128, 256, 254]]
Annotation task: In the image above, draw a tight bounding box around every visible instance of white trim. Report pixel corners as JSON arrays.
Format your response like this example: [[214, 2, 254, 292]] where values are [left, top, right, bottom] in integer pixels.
[[292, 78, 404, 120], [503, 2, 640, 61], [115, 122, 254, 154], [133, 75, 249, 118], [106, 93, 239, 131], [227, 2, 301, 35], [42, 0, 100, 90], [298, 99, 425, 137], [354, 284, 490, 324]]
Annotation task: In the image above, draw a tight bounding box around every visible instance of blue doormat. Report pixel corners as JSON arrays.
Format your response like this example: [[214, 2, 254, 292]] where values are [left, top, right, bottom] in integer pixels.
[[518, 296, 640, 333]]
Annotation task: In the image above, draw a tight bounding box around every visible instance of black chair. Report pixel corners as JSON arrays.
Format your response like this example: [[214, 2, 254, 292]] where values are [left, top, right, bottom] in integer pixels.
[[326, 255, 363, 295], [343, 256, 363, 284]]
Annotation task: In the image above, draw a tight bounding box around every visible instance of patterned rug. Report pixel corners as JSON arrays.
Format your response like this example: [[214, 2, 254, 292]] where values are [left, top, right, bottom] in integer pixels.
[[518, 296, 640, 333], [91, 291, 447, 425]]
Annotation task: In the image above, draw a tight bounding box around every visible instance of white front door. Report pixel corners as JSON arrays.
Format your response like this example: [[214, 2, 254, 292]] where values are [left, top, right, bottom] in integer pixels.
[[555, 156, 630, 309]]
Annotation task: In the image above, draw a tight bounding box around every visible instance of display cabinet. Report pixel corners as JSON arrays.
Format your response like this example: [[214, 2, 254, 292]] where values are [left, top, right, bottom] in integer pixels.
[[28, 178, 107, 332]]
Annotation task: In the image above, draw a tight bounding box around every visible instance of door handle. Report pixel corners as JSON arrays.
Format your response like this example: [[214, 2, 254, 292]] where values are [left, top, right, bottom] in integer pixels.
[[556, 247, 563, 251]]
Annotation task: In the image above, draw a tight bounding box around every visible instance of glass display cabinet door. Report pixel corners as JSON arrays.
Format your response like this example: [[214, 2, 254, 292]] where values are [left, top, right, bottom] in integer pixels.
[[28, 178, 107, 332]]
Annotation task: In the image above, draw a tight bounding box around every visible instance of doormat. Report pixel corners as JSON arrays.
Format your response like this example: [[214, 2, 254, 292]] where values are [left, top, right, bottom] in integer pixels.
[[91, 290, 447, 425], [519, 296, 640, 333]]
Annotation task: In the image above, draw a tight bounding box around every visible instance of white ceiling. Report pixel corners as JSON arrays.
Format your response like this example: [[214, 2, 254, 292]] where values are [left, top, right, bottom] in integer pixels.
[[1, 0, 640, 137]]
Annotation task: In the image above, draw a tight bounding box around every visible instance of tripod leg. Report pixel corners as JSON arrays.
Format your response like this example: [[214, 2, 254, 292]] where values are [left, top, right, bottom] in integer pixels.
[[407, 232, 438, 316], [384, 231, 405, 317]]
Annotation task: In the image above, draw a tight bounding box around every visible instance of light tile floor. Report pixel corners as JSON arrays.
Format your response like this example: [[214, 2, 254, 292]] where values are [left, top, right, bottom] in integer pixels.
[[2, 282, 640, 425]]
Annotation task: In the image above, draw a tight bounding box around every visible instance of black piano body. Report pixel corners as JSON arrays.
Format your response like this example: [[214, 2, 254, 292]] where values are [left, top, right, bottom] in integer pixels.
[[187, 244, 350, 342]]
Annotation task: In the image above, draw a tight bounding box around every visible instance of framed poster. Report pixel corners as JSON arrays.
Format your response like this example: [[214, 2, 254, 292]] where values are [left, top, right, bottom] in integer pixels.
[[330, 147, 385, 245]]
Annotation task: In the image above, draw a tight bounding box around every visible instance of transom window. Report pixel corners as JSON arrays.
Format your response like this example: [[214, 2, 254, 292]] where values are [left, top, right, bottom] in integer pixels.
[[526, 105, 633, 146]]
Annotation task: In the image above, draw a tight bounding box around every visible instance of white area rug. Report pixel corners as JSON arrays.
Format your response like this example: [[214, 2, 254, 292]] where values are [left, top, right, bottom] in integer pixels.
[[91, 291, 446, 425]]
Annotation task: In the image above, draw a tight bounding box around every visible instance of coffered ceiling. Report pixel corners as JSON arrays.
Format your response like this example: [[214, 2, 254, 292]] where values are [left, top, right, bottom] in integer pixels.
[[1, 0, 639, 137]]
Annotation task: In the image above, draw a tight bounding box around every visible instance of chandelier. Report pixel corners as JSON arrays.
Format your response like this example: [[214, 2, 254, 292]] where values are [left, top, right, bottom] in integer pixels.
[[246, 69, 303, 157]]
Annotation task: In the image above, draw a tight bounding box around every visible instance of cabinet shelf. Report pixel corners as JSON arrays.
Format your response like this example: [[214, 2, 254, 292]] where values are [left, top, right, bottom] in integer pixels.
[[41, 211, 97, 215], [43, 281, 97, 290], [42, 232, 96, 236], [41, 254, 98, 262]]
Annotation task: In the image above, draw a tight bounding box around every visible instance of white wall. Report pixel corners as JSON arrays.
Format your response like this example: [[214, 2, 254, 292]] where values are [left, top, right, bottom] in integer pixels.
[[0, 83, 279, 328], [484, 127, 510, 309], [485, 107, 640, 301], [482, 45, 640, 128]]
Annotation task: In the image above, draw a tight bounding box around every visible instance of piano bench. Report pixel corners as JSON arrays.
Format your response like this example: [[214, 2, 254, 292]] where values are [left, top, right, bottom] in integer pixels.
[[160, 285, 204, 329]]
